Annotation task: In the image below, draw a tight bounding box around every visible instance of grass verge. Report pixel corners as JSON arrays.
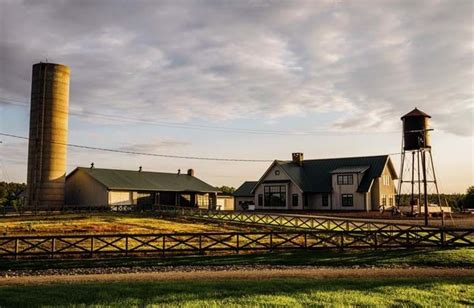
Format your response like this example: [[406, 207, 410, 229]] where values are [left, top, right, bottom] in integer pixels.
[[1, 248, 472, 271], [0, 277, 472, 307]]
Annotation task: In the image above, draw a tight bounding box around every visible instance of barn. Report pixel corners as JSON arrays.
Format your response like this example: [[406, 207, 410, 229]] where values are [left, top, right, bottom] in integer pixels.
[[65, 167, 219, 209]]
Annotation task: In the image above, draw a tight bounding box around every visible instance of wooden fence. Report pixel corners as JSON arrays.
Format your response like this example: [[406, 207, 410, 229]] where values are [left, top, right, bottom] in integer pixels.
[[1, 229, 473, 259], [153, 205, 440, 232]]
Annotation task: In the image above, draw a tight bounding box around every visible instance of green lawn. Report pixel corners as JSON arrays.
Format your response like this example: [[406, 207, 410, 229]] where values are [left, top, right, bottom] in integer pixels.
[[0, 213, 251, 235], [2, 248, 473, 271], [0, 277, 472, 307]]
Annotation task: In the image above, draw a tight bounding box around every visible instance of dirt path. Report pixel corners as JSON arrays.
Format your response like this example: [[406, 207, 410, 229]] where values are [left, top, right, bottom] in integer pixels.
[[1, 267, 472, 286]]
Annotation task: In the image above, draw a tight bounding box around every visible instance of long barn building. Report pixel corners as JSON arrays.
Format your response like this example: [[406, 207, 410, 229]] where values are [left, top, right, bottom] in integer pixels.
[[65, 167, 219, 209]]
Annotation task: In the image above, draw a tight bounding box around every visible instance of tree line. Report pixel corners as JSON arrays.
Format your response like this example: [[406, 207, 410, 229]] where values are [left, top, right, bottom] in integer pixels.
[[1, 182, 473, 210]]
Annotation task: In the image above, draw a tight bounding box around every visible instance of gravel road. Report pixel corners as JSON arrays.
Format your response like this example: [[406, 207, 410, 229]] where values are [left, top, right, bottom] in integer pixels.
[[1, 266, 473, 285]]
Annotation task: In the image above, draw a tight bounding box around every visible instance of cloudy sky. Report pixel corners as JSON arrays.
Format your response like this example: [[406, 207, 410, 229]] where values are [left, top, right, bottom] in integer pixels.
[[0, 0, 472, 193]]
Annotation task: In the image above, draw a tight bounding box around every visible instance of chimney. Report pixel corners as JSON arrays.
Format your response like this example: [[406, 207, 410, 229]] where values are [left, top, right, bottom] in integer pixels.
[[187, 169, 194, 176], [90, 162, 94, 169], [292, 153, 304, 166], [138, 166, 142, 172]]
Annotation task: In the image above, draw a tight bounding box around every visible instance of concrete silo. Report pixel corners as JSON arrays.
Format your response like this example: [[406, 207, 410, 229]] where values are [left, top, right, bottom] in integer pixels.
[[26, 63, 70, 210]]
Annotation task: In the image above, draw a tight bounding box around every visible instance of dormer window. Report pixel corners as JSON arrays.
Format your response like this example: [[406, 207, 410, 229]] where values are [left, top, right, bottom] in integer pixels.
[[337, 174, 353, 185]]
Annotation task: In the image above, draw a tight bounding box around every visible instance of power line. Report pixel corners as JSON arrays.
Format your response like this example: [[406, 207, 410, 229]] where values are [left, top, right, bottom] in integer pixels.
[[0, 132, 272, 162], [0, 97, 399, 136]]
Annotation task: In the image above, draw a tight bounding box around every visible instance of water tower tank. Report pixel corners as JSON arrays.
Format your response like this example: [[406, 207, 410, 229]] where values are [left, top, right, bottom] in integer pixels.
[[26, 63, 70, 209], [401, 108, 431, 151]]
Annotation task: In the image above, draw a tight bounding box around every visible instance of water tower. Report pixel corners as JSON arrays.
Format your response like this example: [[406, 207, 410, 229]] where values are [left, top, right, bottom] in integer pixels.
[[397, 108, 442, 226], [26, 62, 70, 211]]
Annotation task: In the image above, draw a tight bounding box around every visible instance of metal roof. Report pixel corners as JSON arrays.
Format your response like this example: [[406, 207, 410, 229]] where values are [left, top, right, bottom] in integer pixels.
[[68, 167, 219, 193], [233, 181, 257, 197], [273, 155, 397, 193], [330, 166, 370, 174]]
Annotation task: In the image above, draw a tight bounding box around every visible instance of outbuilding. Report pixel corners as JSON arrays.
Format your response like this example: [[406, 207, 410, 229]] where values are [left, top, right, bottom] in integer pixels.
[[65, 167, 219, 209]]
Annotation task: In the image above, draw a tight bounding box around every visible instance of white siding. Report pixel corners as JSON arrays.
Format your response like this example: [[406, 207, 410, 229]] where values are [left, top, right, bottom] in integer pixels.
[[234, 197, 254, 210], [253, 164, 303, 210], [331, 172, 367, 211], [109, 191, 132, 205]]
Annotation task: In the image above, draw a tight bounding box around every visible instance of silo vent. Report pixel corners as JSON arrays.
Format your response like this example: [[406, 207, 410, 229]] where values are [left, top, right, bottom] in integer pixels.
[[187, 169, 195, 176]]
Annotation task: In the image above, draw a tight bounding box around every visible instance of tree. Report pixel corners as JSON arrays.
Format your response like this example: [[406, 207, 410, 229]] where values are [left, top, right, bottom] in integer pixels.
[[216, 186, 235, 194], [464, 186, 474, 209], [0, 182, 26, 209]]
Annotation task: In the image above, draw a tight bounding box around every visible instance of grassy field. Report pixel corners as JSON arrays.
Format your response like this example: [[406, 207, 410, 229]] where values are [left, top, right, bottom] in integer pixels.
[[0, 213, 252, 235], [0, 277, 472, 307], [2, 248, 472, 271]]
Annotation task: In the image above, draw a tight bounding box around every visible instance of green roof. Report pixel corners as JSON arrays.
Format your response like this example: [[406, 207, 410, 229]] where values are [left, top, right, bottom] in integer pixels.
[[233, 181, 257, 197], [68, 167, 219, 193], [256, 155, 397, 194]]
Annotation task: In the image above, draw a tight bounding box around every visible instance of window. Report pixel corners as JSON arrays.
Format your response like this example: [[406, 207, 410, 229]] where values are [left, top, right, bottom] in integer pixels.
[[258, 194, 263, 206], [382, 195, 387, 206], [264, 185, 286, 207], [337, 175, 353, 185], [274, 170, 280, 176], [341, 194, 353, 207], [196, 194, 209, 208], [292, 194, 299, 207], [322, 194, 329, 207], [383, 175, 390, 186], [389, 196, 393, 206]]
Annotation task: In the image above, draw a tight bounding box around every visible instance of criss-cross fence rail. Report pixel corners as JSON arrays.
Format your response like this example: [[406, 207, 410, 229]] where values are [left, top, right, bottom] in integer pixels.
[[153, 205, 440, 232], [0, 229, 472, 259]]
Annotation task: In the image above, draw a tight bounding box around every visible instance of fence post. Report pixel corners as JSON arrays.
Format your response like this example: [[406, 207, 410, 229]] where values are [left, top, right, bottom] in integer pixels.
[[340, 232, 344, 251], [14, 238, 18, 260], [199, 234, 203, 255], [304, 233, 307, 249], [270, 232, 273, 252], [125, 235, 129, 256], [90, 236, 94, 258], [440, 229, 445, 247], [51, 237, 55, 259], [162, 236, 166, 257], [374, 232, 378, 250], [236, 234, 240, 254]]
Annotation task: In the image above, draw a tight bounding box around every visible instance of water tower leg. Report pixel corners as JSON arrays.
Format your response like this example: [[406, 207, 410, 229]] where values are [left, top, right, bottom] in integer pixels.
[[417, 150, 422, 215], [421, 150, 429, 226], [410, 151, 415, 215], [428, 150, 444, 228]]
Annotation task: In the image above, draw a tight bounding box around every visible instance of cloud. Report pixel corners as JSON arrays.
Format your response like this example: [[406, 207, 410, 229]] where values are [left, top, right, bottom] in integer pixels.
[[0, 0, 472, 135], [118, 139, 191, 153]]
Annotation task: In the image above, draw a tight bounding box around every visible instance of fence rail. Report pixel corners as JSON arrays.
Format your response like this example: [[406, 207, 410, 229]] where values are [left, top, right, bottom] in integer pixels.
[[154, 205, 441, 232], [1, 229, 472, 259]]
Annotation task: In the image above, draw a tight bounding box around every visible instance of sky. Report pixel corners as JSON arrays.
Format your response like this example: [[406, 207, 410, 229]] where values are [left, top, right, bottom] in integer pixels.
[[0, 0, 473, 193]]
